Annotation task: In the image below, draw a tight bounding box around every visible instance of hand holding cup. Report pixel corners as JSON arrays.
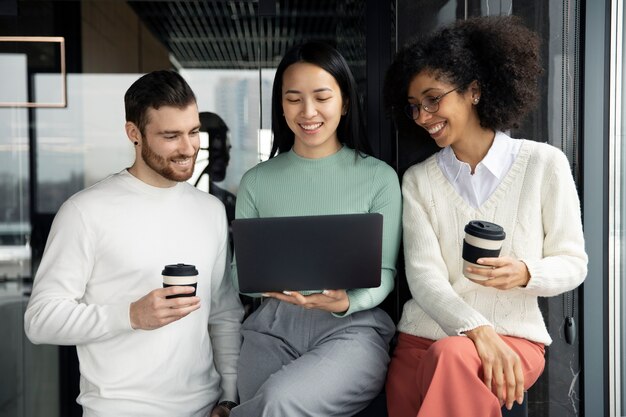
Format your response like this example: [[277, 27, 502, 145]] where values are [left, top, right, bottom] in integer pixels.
[[462, 221, 505, 281], [469, 256, 532, 290], [162, 263, 198, 298], [462, 222, 531, 289], [130, 286, 200, 330], [129, 263, 201, 330]]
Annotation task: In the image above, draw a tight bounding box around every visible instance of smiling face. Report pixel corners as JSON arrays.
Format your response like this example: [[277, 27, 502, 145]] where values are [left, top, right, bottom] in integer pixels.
[[127, 103, 201, 187], [407, 70, 482, 149], [281, 62, 345, 159]]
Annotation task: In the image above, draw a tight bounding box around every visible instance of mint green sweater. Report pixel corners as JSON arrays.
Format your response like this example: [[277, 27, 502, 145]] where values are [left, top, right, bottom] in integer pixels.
[[233, 146, 402, 316]]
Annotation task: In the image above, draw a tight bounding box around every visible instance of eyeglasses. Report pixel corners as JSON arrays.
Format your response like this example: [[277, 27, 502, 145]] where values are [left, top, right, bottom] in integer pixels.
[[404, 86, 464, 120]]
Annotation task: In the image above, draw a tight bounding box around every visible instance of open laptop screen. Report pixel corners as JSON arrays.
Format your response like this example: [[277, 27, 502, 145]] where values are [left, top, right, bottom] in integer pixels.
[[232, 213, 383, 293]]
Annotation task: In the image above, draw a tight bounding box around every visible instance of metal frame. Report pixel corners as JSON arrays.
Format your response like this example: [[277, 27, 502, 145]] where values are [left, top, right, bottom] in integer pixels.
[[608, 0, 623, 414], [582, 0, 611, 415], [0, 36, 66, 108]]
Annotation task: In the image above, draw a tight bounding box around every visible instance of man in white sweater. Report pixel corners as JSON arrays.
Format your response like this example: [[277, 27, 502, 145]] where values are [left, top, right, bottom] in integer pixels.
[[24, 70, 244, 417]]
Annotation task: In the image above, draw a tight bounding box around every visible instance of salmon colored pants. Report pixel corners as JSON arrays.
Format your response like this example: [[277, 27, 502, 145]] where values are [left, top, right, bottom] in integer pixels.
[[386, 332, 545, 417]]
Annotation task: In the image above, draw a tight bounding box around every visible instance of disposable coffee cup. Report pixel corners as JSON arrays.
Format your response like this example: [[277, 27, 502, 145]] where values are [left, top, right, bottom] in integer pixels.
[[162, 263, 198, 299], [462, 221, 506, 281]]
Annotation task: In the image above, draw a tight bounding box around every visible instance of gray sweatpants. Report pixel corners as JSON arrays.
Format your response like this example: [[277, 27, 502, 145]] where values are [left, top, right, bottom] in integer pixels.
[[230, 298, 395, 417]]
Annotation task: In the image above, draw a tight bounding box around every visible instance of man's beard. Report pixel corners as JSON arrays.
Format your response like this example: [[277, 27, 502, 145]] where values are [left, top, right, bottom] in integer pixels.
[[141, 137, 198, 182]]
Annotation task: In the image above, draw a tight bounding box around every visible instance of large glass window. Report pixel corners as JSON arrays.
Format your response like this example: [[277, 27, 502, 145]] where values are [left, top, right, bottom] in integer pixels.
[[0, 106, 31, 417], [183, 68, 273, 196], [0, 40, 52, 417], [35, 74, 135, 213], [1, 1, 370, 416]]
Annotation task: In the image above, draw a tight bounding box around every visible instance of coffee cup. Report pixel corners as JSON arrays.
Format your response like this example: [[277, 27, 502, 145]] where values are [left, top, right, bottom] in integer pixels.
[[462, 221, 506, 281], [162, 263, 198, 298]]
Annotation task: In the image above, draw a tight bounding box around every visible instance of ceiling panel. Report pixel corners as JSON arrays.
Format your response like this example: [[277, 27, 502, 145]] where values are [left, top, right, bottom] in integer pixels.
[[128, 0, 367, 70]]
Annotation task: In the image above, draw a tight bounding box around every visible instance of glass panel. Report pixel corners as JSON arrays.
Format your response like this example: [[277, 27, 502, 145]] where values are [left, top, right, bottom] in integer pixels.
[[0, 37, 66, 108], [0, 106, 30, 417], [0, 107, 30, 280], [184, 69, 272, 195], [32, 73, 275, 217], [1, 0, 372, 415], [0, 42, 31, 417], [0, 53, 28, 104], [35, 74, 135, 213]]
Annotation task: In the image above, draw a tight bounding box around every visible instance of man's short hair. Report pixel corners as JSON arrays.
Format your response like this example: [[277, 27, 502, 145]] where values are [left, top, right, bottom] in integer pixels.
[[124, 70, 197, 136]]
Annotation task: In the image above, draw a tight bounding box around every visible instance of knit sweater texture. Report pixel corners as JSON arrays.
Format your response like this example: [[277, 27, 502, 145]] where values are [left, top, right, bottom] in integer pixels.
[[25, 170, 244, 417], [398, 140, 587, 345], [232, 146, 402, 316]]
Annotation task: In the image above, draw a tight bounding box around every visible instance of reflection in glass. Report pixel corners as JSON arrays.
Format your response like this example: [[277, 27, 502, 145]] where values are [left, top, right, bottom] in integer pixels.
[[195, 111, 236, 225], [0, 106, 30, 281], [0, 54, 27, 103], [35, 74, 136, 213], [0, 37, 66, 108], [31, 70, 276, 216], [183, 69, 274, 196], [0, 105, 32, 417]]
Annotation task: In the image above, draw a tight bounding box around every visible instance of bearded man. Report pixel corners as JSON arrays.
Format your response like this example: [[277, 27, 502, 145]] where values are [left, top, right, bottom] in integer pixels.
[[24, 70, 243, 417]]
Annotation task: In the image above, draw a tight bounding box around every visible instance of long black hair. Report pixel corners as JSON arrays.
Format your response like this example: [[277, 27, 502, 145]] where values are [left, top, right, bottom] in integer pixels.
[[270, 41, 372, 157]]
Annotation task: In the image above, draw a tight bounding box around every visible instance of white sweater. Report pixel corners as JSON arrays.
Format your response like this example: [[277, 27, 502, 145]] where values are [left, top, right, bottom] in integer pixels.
[[398, 140, 588, 345], [25, 170, 244, 417]]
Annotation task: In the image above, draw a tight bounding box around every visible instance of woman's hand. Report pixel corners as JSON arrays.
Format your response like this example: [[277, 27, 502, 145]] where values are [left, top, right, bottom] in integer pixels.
[[466, 256, 531, 289], [262, 289, 350, 313], [464, 326, 524, 410]]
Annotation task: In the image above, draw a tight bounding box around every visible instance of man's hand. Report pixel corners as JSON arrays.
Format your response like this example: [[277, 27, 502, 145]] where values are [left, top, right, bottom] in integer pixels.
[[262, 289, 350, 313], [129, 286, 200, 330], [208, 404, 231, 417], [464, 326, 524, 410]]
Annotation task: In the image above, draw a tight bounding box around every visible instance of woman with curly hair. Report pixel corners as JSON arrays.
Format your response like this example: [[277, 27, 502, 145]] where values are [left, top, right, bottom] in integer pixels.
[[383, 16, 587, 417]]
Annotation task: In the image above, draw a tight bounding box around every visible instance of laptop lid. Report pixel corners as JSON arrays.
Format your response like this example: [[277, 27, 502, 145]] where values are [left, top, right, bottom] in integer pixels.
[[232, 213, 383, 293]]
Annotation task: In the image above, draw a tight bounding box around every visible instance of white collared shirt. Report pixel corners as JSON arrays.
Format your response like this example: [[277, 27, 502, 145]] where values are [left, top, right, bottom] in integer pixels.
[[436, 131, 521, 208]]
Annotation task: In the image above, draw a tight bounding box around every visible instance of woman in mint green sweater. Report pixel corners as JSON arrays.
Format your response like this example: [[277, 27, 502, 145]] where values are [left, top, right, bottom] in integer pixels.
[[229, 42, 402, 417]]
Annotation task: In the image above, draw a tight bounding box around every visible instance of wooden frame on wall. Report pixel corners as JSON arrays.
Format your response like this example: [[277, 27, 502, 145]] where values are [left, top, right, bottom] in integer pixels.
[[0, 36, 66, 108]]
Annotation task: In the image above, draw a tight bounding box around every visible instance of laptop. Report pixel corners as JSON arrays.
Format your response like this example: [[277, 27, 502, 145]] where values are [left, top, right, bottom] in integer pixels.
[[231, 213, 383, 293]]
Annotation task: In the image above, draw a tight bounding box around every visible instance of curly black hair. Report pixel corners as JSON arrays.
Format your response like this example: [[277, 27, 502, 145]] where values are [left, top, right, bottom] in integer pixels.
[[384, 15, 542, 131]]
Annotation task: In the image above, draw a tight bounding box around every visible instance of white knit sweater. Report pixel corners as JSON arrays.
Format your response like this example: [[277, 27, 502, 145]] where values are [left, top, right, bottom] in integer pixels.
[[398, 140, 588, 345], [25, 170, 244, 416]]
